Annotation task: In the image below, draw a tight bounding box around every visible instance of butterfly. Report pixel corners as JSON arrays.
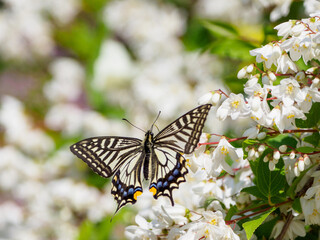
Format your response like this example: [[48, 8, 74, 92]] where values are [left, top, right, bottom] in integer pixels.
[[70, 104, 211, 213]]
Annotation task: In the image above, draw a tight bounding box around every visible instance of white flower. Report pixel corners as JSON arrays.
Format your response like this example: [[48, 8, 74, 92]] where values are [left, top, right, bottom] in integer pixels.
[[211, 137, 240, 174], [298, 86, 320, 113], [243, 125, 260, 139], [280, 104, 306, 131], [283, 156, 296, 185], [268, 78, 304, 106], [275, 20, 295, 38], [276, 52, 298, 73], [247, 94, 270, 125], [216, 93, 250, 121], [250, 44, 281, 69], [125, 215, 157, 240], [266, 104, 305, 132], [270, 217, 306, 239], [301, 198, 320, 225], [179, 211, 239, 240], [265, 105, 281, 129], [281, 37, 303, 61], [151, 205, 187, 229]]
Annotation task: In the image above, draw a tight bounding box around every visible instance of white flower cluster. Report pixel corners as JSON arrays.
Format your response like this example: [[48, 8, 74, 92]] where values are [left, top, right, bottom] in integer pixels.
[[126, 15, 320, 240], [124, 133, 252, 239], [126, 207, 239, 240]]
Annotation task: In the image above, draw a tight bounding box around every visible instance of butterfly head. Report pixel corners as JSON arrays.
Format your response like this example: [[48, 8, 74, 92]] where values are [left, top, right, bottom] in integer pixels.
[[145, 130, 154, 143]]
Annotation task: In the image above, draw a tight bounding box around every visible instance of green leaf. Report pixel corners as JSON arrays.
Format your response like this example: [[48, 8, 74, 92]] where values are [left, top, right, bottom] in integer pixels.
[[77, 220, 94, 240], [182, 19, 213, 51], [201, 20, 238, 38], [266, 134, 297, 149], [292, 198, 302, 213], [303, 132, 320, 147], [225, 205, 238, 221], [254, 216, 280, 239], [206, 38, 255, 61], [256, 157, 286, 199], [242, 139, 260, 159], [296, 102, 320, 128], [241, 186, 267, 200], [243, 207, 277, 240], [296, 146, 316, 153]]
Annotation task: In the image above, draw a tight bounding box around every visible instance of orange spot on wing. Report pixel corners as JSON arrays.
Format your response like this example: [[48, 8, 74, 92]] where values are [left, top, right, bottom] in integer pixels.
[[149, 187, 157, 196], [133, 190, 142, 200]]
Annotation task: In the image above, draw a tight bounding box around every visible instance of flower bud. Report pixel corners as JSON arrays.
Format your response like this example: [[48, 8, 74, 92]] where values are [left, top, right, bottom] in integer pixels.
[[246, 64, 254, 73], [289, 151, 295, 159], [268, 71, 277, 82], [269, 161, 275, 171], [303, 154, 311, 165], [211, 92, 221, 106], [279, 145, 287, 152], [273, 150, 280, 160], [263, 155, 269, 162], [298, 156, 305, 171], [237, 67, 247, 79], [198, 92, 213, 105], [257, 132, 266, 140], [258, 145, 265, 153], [248, 148, 255, 159]]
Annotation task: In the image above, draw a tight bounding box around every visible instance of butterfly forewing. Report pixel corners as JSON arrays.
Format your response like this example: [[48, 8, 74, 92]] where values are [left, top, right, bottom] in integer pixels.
[[154, 104, 212, 154], [70, 137, 142, 178]]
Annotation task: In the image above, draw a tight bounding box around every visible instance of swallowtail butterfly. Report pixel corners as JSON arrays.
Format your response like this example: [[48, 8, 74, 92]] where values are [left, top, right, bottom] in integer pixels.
[[70, 104, 211, 212]]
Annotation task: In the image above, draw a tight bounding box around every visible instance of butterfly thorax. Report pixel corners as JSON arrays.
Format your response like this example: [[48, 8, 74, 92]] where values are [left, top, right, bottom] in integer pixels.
[[143, 130, 154, 181]]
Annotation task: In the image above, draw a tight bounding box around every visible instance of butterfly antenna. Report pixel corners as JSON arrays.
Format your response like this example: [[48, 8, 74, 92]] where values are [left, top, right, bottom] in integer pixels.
[[150, 111, 161, 132], [122, 118, 146, 133]]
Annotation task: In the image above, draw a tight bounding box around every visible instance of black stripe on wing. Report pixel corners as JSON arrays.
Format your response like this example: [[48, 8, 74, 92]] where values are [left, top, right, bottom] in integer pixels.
[[154, 104, 211, 154], [70, 137, 142, 178]]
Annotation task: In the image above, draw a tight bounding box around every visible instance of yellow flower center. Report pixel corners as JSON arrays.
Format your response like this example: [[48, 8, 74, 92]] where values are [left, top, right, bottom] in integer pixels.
[[312, 209, 319, 216], [231, 100, 240, 109], [287, 114, 295, 119], [210, 218, 217, 225], [220, 146, 229, 155], [305, 93, 312, 102], [286, 83, 294, 95]]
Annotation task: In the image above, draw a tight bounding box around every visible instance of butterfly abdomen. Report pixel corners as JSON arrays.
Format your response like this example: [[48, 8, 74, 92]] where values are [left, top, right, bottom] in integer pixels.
[[142, 131, 154, 180]]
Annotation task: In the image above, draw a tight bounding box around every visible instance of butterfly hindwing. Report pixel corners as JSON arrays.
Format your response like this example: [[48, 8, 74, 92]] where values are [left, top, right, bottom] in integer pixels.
[[149, 147, 188, 205], [154, 104, 212, 154], [111, 151, 145, 212], [70, 137, 142, 178]]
